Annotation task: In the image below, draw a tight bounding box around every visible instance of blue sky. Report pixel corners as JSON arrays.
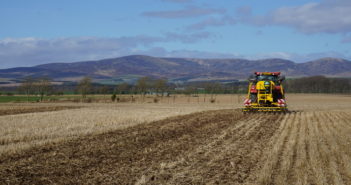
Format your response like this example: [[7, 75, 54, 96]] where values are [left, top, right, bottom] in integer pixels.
[[0, 0, 351, 68]]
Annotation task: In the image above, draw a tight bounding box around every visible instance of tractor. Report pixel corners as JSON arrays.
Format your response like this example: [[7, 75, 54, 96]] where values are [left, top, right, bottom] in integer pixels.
[[243, 72, 288, 112]]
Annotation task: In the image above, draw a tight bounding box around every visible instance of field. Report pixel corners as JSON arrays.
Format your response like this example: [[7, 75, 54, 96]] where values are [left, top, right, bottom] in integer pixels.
[[0, 94, 350, 184]]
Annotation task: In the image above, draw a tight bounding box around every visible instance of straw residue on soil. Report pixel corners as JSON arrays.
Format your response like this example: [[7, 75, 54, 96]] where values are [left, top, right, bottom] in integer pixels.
[[0, 109, 282, 184], [1, 108, 351, 185]]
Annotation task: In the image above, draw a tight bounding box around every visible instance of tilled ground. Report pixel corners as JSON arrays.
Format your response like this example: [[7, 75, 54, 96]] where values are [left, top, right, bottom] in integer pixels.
[[0, 106, 81, 116], [0, 109, 283, 184], [1, 109, 350, 185]]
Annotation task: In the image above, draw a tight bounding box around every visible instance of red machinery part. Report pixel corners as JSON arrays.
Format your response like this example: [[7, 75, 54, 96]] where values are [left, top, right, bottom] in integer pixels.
[[250, 85, 257, 93], [278, 99, 286, 107], [244, 98, 251, 106], [254, 72, 281, 76]]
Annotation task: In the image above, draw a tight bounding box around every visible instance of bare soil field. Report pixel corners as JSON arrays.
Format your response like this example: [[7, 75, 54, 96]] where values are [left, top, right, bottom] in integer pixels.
[[0, 101, 236, 157], [0, 94, 350, 184], [0, 105, 81, 116]]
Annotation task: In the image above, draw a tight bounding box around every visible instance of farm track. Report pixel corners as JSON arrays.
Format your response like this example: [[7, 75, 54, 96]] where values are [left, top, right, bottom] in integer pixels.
[[0, 109, 351, 184]]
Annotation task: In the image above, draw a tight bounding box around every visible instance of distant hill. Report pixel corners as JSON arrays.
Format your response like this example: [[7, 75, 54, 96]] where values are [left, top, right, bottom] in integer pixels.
[[0, 55, 350, 84]]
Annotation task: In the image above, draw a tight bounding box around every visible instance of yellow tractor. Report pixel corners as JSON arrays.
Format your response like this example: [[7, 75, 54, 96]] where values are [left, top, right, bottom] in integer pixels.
[[243, 72, 288, 113]]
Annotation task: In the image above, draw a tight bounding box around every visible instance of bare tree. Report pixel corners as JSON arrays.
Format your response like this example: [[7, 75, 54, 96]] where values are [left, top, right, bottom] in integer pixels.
[[136, 77, 150, 95], [35, 77, 52, 102], [185, 86, 196, 103], [155, 78, 168, 96], [99, 85, 109, 101], [99, 85, 109, 94], [19, 77, 34, 102], [78, 77, 92, 99], [116, 82, 129, 94], [205, 82, 221, 102]]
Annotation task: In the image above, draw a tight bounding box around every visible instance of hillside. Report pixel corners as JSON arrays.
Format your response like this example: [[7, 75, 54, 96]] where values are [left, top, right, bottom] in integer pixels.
[[0, 55, 350, 83]]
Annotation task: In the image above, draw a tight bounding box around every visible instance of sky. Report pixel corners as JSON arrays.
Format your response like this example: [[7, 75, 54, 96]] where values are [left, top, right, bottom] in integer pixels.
[[0, 0, 351, 68]]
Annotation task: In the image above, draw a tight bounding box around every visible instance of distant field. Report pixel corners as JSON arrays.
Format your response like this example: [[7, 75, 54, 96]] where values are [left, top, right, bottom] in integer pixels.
[[0, 94, 350, 184], [0, 96, 41, 103], [0, 93, 244, 103], [0, 94, 112, 103]]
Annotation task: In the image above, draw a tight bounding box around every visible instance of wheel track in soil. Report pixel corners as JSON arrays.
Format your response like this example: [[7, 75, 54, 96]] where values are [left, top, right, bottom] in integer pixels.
[[258, 112, 297, 185], [253, 111, 292, 184], [273, 112, 298, 185]]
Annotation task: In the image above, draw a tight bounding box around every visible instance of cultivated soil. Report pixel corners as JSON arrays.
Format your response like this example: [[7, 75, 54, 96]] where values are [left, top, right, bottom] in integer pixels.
[[0, 106, 81, 116], [0, 94, 350, 184], [0, 110, 282, 184]]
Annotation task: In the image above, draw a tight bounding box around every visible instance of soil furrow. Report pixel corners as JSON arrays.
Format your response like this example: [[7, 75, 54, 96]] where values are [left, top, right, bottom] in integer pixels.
[[285, 112, 302, 185], [256, 112, 294, 185], [1, 102, 350, 185], [309, 111, 329, 185], [143, 113, 268, 184], [291, 112, 308, 185], [320, 112, 351, 184], [0, 109, 249, 184], [315, 112, 344, 185], [206, 114, 283, 184], [273, 112, 300, 185]]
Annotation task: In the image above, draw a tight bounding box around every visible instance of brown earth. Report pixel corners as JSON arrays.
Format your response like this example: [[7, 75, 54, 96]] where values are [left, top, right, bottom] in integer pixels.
[[0, 109, 282, 184], [0, 106, 81, 116], [0, 108, 350, 185]]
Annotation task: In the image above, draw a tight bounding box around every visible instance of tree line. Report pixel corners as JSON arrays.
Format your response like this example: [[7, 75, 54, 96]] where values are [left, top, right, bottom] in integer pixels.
[[284, 76, 351, 93], [1, 75, 349, 101]]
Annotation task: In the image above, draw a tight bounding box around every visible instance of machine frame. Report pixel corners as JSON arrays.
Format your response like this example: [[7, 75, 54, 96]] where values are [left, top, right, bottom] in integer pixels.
[[242, 72, 288, 113]]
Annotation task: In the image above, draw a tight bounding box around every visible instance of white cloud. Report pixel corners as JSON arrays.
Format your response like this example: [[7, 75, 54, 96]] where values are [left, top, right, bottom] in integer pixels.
[[0, 33, 213, 68], [132, 47, 239, 59], [173, 1, 351, 34], [186, 16, 236, 30], [248, 0, 351, 34], [164, 31, 212, 43], [0, 35, 349, 69], [249, 51, 350, 62]]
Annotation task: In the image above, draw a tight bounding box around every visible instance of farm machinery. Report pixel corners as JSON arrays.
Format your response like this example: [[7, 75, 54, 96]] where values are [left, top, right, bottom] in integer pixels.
[[243, 72, 288, 113]]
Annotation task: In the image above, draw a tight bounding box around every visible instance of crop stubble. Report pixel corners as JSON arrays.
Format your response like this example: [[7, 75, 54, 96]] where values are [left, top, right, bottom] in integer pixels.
[[0, 94, 351, 184], [0, 109, 282, 184], [0, 103, 235, 157], [256, 110, 351, 185]]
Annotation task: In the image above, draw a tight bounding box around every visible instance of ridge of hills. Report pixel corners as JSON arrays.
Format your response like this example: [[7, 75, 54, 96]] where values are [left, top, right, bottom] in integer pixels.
[[0, 55, 350, 83]]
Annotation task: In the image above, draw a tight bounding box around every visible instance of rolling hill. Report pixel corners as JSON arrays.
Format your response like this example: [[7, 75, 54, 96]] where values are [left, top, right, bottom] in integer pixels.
[[0, 55, 350, 83]]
